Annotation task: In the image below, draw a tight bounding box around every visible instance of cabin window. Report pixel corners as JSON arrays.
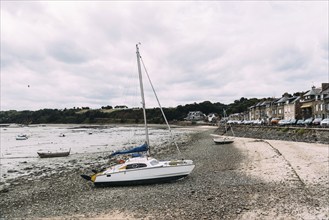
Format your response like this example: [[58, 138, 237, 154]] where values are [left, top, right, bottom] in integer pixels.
[[150, 160, 160, 166], [126, 163, 147, 169]]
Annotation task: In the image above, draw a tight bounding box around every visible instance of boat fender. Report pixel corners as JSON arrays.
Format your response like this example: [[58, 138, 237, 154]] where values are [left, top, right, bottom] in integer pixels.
[[91, 174, 97, 182]]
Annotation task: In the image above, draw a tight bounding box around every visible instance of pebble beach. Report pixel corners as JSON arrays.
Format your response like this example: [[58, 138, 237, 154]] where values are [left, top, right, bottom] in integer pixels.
[[0, 126, 328, 219]]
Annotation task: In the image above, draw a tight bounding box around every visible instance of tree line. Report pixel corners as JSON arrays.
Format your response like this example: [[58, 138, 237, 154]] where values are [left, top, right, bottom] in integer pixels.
[[0, 98, 262, 125]]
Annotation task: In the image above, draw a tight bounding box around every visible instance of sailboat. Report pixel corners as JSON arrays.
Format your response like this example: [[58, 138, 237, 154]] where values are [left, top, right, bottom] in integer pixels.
[[81, 44, 195, 186], [212, 135, 234, 145], [211, 109, 235, 144]]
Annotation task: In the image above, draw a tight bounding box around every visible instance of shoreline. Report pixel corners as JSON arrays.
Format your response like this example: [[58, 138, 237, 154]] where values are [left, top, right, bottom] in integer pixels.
[[0, 127, 328, 219], [0, 124, 204, 181]]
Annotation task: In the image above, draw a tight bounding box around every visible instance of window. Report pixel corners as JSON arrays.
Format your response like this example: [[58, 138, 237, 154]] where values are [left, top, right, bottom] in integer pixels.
[[126, 163, 147, 169], [150, 159, 160, 166]]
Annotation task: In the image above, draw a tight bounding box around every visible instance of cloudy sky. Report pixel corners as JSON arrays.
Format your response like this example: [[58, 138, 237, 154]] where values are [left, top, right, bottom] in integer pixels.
[[1, 1, 328, 111]]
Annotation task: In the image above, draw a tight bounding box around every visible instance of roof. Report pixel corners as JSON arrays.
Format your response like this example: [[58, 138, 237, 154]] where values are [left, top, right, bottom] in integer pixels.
[[287, 96, 300, 104], [304, 87, 321, 96], [276, 96, 289, 103]]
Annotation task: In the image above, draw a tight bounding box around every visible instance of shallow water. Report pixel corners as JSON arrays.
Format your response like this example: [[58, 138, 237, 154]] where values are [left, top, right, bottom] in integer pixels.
[[0, 124, 195, 182]]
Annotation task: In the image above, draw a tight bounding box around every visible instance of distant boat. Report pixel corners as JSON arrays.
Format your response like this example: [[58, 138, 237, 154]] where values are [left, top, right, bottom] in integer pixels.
[[213, 136, 234, 145], [212, 109, 235, 145], [37, 148, 71, 158], [16, 134, 28, 140]]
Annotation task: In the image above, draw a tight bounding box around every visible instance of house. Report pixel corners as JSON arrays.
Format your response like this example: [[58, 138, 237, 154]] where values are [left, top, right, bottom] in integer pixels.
[[231, 82, 329, 123], [249, 99, 275, 121], [322, 86, 329, 118], [264, 98, 279, 119], [185, 111, 205, 121], [314, 83, 329, 118], [275, 93, 291, 119], [207, 113, 218, 123], [300, 86, 322, 119], [249, 105, 256, 120], [284, 96, 301, 120], [254, 101, 266, 120]]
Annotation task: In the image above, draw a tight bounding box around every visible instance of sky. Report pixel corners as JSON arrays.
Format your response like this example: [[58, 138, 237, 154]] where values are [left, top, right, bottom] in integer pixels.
[[1, 1, 328, 111]]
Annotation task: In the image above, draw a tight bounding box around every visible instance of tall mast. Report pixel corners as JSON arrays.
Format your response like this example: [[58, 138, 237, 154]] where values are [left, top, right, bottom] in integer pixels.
[[136, 44, 150, 154]]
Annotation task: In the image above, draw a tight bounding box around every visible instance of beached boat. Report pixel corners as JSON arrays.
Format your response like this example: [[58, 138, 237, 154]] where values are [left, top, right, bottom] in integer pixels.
[[37, 149, 71, 158], [81, 44, 195, 186], [16, 134, 28, 140], [211, 110, 235, 144], [213, 136, 234, 144]]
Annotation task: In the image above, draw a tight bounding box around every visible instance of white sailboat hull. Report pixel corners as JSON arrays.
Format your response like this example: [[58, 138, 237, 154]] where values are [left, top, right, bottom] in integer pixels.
[[92, 158, 195, 186], [213, 137, 234, 144]]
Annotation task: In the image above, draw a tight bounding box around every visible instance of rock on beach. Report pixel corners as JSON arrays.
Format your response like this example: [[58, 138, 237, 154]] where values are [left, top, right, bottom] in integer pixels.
[[0, 126, 328, 219]]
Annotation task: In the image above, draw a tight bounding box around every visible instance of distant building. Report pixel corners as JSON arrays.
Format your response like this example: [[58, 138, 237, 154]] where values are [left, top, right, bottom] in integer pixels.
[[322, 85, 329, 118], [300, 86, 321, 119], [114, 105, 128, 109], [275, 93, 291, 119], [185, 111, 205, 121], [314, 83, 329, 118], [284, 96, 301, 120]]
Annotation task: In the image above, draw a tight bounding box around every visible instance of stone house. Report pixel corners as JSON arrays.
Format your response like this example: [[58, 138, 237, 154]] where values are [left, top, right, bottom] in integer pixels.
[[322, 87, 329, 118], [249, 105, 256, 120], [314, 83, 329, 118], [233, 83, 329, 122], [284, 96, 301, 120], [300, 86, 322, 119], [275, 93, 291, 119]]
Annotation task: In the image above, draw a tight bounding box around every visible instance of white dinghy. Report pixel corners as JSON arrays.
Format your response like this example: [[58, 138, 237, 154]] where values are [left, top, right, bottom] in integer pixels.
[[81, 44, 195, 187], [211, 110, 235, 145]]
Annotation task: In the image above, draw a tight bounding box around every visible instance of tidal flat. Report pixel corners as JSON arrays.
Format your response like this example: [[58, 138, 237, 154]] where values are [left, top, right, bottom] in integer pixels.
[[0, 125, 328, 219]]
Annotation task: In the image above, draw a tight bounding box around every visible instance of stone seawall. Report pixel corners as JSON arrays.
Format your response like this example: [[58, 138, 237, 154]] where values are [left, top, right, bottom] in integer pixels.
[[216, 125, 329, 145]]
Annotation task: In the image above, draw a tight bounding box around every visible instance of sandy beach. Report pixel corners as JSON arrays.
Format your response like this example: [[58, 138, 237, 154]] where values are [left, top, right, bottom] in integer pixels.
[[0, 126, 328, 219]]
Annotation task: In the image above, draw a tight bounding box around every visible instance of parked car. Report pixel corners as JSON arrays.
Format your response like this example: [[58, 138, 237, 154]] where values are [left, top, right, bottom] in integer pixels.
[[270, 118, 281, 125], [253, 119, 264, 125], [320, 118, 329, 127], [303, 118, 313, 125], [243, 120, 253, 125], [289, 119, 297, 125], [278, 119, 290, 126], [312, 118, 323, 125], [296, 119, 305, 126]]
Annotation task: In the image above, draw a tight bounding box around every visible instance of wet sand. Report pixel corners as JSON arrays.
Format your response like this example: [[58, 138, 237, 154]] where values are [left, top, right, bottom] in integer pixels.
[[0, 127, 328, 219]]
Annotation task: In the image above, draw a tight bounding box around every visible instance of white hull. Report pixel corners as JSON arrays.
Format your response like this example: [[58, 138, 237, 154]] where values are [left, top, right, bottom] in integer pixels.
[[16, 135, 28, 140], [89, 157, 195, 186]]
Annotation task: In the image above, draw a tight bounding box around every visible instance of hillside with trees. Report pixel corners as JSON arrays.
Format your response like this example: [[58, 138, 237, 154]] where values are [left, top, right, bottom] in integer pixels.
[[0, 98, 261, 125]]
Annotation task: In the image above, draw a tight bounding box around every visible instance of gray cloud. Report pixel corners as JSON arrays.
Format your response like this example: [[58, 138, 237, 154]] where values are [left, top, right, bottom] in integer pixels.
[[1, 1, 328, 110]]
